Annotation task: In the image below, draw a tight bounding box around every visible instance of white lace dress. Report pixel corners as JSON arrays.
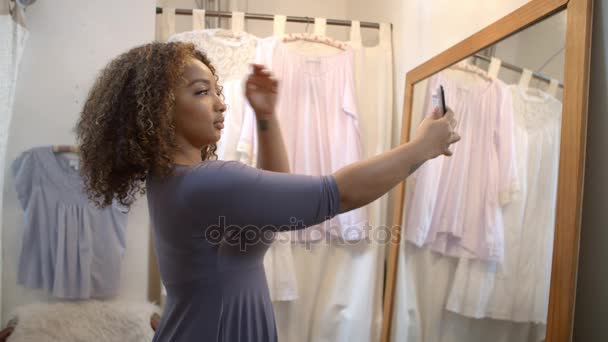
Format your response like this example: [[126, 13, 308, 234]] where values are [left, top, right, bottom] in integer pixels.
[[447, 86, 562, 324]]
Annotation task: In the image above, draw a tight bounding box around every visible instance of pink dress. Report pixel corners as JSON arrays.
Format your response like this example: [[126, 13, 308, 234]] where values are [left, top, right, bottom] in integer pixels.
[[405, 69, 518, 262], [240, 39, 368, 242]]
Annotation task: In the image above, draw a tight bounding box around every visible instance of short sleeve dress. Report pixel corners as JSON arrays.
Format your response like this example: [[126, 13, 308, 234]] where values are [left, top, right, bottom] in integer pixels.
[[147, 161, 341, 341]]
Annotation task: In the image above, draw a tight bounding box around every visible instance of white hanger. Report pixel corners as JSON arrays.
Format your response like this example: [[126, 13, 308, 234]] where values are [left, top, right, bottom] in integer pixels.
[[488, 57, 502, 80], [283, 32, 347, 50], [519, 68, 533, 89], [192, 9, 205, 30], [451, 59, 492, 81]]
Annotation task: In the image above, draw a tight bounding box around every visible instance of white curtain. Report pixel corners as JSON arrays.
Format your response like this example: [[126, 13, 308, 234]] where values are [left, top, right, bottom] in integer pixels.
[[0, 4, 30, 325]]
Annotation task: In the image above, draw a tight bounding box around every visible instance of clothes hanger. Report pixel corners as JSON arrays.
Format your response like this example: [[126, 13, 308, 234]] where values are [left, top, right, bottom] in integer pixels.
[[52, 145, 79, 153], [450, 58, 493, 81], [283, 31, 347, 51], [283, 33, 347, 51], [282, 16, 346, 51]]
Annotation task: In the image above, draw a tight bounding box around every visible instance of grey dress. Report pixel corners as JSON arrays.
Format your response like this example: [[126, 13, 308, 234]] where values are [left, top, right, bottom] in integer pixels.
[[147, 161, 340, 341]]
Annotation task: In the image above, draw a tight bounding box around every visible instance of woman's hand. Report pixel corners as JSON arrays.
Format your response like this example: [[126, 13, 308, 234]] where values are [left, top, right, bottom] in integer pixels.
[[412, 107, 460, 160], [245, 64, 278, 120]]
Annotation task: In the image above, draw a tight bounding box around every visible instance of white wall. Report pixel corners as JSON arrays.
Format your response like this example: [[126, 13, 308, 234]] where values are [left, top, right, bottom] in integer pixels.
[[1, 0, 155, 324], [573, 0, 608, 340], [492, 10, 566, 98]]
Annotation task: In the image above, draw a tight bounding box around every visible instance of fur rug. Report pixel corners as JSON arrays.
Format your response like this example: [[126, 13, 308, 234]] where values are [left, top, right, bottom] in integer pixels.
[[6, 300, 160, 342]]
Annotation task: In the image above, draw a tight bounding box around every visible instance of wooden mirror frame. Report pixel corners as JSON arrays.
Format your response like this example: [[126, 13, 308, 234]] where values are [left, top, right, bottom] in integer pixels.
[[380, 0, 594, 341]]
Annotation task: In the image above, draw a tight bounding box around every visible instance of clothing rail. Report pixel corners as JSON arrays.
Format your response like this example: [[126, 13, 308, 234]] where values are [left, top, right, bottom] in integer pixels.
[[155, 7, 389, 30], [473, 53, 564, 89]]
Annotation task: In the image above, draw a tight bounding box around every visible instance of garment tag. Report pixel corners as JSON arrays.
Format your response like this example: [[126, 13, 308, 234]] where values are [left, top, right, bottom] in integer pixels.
[[306, 57, 321, 63]]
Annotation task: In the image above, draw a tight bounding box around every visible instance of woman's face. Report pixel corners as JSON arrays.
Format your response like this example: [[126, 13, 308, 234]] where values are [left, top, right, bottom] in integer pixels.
[[172, 57, 226, 149]]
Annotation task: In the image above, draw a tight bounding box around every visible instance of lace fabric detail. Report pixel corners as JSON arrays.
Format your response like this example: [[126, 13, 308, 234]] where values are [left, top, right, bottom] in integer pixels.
[[169, 29, 258, 82], [511, 86, 562, 131]]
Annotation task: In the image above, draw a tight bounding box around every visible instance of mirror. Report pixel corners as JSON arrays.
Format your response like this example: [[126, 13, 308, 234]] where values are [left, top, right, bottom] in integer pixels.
[[391, 9, 567, 342]]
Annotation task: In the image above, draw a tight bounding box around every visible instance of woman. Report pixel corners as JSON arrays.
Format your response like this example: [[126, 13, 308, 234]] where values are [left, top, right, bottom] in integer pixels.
[[76, 42, 459, 341]]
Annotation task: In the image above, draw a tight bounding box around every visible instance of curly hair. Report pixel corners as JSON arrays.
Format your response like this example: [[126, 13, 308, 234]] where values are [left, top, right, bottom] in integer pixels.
[[76, 41, 221, 209]]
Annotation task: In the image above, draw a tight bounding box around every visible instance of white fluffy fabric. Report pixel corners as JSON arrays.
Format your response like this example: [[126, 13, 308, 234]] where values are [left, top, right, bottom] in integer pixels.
[[7, 300, 160, 342]]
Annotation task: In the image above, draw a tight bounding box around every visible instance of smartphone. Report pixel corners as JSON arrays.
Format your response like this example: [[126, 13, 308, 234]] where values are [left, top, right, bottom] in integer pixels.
[[438, 85, 447, 115], [432, 85, 448, 115]]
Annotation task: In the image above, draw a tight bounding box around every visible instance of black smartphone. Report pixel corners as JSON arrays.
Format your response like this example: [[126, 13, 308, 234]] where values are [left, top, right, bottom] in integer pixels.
[[438, 85, 447, 115]]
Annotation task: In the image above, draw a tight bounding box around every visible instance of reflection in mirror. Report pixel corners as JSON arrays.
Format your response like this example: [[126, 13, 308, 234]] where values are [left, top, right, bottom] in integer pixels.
[[393, 10, 566, 342]]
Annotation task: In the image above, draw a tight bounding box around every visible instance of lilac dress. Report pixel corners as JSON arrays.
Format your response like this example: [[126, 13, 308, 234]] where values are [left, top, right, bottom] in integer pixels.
[[11, 146, 128, 299], [405, 69, 518, 262], [147, 161, 340, 341]]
